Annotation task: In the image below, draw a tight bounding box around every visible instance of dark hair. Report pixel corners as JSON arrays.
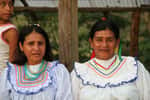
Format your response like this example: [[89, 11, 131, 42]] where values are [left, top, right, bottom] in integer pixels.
[[12, 0, 15, 5], [13, 24, 53, 65], [89, 17, 120, 40]]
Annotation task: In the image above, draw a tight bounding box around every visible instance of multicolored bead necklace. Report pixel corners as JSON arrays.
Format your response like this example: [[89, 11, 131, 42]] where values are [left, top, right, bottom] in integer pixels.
[[24, 60, 48, 80]]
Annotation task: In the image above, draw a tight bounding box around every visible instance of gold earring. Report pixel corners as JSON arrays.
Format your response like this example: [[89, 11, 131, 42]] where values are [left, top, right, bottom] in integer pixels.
[[115, 47, 118, 54]]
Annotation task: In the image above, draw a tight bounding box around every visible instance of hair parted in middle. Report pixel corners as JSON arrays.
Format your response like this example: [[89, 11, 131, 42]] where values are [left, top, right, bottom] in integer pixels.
[[89, 17, 120, 40], [13, 24, 53, 65]]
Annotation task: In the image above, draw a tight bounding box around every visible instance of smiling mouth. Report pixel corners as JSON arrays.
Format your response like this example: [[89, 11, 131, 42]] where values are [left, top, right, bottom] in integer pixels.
[[99, 49, 109, 51], [32, 54, 40, 56], [3, 14, 11, 16]]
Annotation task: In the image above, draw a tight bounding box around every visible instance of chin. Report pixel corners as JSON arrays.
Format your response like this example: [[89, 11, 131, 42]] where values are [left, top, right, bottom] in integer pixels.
[[96, 55, 111, 60], [33, 59, 42, 63]]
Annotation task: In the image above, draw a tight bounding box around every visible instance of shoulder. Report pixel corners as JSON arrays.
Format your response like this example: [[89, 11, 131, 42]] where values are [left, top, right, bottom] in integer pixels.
[[4, 27, 18, 37], [72, 61, 89, 79], [122, 56, 144, 66], [2, 24, 18, 42], [73, 60, 89, 71], [0, 24, 17, 33], [122, 56, 138, 64], [47, 60, 70, 76]]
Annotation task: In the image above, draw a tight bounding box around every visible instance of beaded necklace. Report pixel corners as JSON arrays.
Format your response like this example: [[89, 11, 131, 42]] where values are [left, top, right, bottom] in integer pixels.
[[24, 60, 48, 80]]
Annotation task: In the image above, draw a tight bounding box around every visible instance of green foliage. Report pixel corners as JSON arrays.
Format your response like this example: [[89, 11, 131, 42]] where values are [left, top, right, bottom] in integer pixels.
[[12, 11, 150, 71]]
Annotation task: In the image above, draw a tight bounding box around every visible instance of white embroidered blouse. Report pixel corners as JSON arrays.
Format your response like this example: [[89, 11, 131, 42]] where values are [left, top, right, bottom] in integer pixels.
[[0, 61, 73, 100], [71, 55, 150, 100]]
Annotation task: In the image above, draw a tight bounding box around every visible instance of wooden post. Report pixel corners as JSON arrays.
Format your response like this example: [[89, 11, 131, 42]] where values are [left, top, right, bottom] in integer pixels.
[[130, 9, 141, 57], [58, 0, 78, 71]]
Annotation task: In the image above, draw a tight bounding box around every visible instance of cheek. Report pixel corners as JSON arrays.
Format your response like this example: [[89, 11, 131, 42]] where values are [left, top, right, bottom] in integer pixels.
[[41, 46, 46, 54], [95, 42, 100, 46], [109, 43, 117, 52], [92, 41, 100, 46], [23, 48, 31, 56], [10, 7, 14, 12], [22, 46, 32, 54], [110, 41, 117, 47]]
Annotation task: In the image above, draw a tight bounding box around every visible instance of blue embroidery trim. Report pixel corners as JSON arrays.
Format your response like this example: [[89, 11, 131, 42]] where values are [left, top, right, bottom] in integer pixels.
[[6, 61, 56, 95], [74, 58, 138, 88]]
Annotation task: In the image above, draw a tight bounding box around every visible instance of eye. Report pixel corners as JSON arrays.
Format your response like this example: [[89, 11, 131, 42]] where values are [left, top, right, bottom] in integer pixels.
[[95, 38, 102, 42], [106, 37, 115, 42], [107, 39, 113, 42], [38, 41, 44, 46], [27, 41, 34, 46], [8, 2, 13, 7], [0, 1, 6, 8]]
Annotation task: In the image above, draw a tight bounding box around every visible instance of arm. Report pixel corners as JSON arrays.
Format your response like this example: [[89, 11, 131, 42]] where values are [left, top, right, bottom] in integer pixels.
[[54, 64, 73, 100], [4, 28, 18, 62], [136, 61, 150, 100]]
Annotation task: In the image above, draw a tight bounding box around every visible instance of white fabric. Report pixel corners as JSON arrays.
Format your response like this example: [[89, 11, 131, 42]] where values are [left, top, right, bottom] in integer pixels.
[[0, 24, 16, 73], [71, 56, 150, 100], [28, 63, 41, 73], [0, 61, 73, 100]]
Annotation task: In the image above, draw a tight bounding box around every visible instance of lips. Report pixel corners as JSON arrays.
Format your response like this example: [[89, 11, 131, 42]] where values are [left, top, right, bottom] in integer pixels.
[[32, 53, 40, 56], [3, 13, 11, 17], [99, 49, 109, 51]]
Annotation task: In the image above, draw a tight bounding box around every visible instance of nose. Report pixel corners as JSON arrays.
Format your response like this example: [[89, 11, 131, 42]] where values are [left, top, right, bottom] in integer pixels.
[[4, 4, 11, 11], [33, 44, 40, 50], [102, 40, 108, 47]]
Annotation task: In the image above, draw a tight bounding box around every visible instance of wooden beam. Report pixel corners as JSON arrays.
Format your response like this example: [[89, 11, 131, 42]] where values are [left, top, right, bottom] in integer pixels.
[[58, 0, 78, 71], [18, 0, 38, 22], [14, 7, 58, 12], [130, 9, 141, 57], [20, 0, 28, 6], [79, 7, 150, 12], [14, 6, 150, 12]]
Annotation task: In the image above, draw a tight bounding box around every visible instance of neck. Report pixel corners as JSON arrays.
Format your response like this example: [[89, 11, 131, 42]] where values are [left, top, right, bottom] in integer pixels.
[[0, 20, 10, 25], [95, 55, 116, 61], [27, 60, 43, 65]]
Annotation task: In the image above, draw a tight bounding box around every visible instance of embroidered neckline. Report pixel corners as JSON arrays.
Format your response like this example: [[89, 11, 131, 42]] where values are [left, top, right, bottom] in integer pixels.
[[93, 56, 117, 70], [86, 56, 126, 78], [7, 61, 54, 95], [74, 57, 138, 88], [87, 58, 127, 78], [24, 60, 48, 80], [15, 62, 49, 87]]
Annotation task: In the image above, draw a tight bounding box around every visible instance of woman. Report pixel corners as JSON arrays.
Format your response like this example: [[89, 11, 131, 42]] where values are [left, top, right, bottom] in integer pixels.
[[71, 17, 150, 100], [0, 24, 72, 100]]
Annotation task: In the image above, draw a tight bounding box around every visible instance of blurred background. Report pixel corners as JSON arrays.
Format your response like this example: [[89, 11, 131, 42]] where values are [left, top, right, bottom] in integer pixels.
[[13, 0, 150, 71]]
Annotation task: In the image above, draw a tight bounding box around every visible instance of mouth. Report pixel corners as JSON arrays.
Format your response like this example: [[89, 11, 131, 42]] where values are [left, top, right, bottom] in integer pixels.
[[3, 14, 11, 17], [99, 49, 109, 51], [32, 53, 40, 56]]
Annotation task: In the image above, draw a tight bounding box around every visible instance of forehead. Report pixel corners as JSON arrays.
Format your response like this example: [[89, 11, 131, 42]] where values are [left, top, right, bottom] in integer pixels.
[[0, 0, 12, 2], [25, 31, 45, 41], [94, 29, 115, 38]]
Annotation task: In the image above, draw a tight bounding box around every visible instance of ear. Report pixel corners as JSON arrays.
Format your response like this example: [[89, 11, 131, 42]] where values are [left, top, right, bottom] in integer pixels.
[[19, 42, 23, 52], [89, 38, 94, 48]]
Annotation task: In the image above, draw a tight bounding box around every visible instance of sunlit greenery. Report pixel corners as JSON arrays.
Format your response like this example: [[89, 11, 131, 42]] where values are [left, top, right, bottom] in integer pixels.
[[12, 11, 150, 71]]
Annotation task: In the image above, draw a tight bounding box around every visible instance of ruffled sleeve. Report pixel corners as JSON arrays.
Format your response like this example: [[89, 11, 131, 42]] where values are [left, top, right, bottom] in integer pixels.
[[52, 62, 73, 100], [136, 60, 150, 100]]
